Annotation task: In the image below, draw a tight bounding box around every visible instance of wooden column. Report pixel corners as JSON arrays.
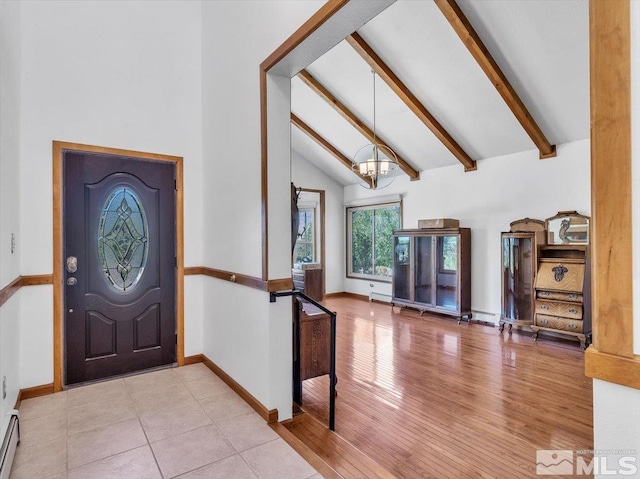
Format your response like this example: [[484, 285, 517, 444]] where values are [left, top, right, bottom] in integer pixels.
[[589, 0, 633, 357]]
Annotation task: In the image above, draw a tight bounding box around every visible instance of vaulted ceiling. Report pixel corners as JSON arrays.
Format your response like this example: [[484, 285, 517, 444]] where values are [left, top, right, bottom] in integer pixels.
[[290, 0, 589, 186]]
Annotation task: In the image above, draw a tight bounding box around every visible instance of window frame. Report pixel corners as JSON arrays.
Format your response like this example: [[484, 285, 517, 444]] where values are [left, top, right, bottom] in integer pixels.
[[293, 207, 316, 265], [346, 200, 402, 283]]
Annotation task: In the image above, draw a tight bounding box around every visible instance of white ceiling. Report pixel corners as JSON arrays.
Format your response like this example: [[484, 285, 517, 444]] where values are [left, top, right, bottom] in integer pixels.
[[290, 0, 589, 186]]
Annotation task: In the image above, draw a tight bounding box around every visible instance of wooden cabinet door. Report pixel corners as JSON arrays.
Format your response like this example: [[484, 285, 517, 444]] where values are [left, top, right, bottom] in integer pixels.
[[414, 235, 434, 305], [435, 235, 459, 311], [393, 235, 412, 301]]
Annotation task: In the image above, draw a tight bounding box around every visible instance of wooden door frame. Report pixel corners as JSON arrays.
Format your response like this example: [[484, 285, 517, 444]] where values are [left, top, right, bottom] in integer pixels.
[[52, 141, 184, 391], [260, 1, 638, 390], [298, 188, 326, 297]]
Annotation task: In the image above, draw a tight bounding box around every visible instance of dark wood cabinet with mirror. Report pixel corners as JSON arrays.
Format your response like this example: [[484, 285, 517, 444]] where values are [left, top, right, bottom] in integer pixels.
[[499, 218, 546, 332], [391, 228, 471, 322]]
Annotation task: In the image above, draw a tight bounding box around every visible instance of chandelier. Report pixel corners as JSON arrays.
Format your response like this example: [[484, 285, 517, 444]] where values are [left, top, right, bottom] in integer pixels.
[[352, 70, 399, 189]]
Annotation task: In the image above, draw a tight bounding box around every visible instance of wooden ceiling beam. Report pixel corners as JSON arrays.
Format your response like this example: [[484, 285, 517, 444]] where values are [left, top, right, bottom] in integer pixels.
[[346, 32, 477, 172], [434, 0, 556, 159], [291, 113, 373, 186], [297, 69, 420, 180]]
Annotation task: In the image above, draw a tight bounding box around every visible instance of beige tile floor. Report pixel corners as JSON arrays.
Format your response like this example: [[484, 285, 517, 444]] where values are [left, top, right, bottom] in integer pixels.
[[10, 364, 322, 479]]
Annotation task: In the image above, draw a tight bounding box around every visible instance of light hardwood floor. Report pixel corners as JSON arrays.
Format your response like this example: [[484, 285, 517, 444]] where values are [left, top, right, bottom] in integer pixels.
[[286, 297, 593, 479]]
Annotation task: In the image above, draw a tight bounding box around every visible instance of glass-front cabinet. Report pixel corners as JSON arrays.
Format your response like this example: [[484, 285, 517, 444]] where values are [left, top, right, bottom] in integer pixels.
[[435, 235, 458, 310], [414, 235, 433, 305], [393, 235, 411, 302], [498, 227, 545, 332], [391, 228, 471, 322]]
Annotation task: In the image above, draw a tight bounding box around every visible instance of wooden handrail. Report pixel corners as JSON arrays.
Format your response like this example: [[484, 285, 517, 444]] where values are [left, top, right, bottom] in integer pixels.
[[0, 275, 54, 308], [185, 266, 292, 293], [0, 267, 290, 309]]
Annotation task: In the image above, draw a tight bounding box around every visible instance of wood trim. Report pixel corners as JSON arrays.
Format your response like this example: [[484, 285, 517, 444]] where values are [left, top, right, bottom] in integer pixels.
[[270, 421, 342, 479], [188, 353, 279, 423], [260, 2, 354, 281], [175, 157, 185, 367], [183, 354, 204, 366], [297, 69, 419, 180], [0, 274, 54, 308], [15, 383, 55, 409], [267, 277, 294, 292], [319, 191, 326, 297], [345, 33, 477, 172], [260, 0, 350, 72], [323, 291, 369, 302], [52, 141, 185, 391], [200, 267, 267, 290], [261, 69, 269, 281], [299, 188, 326, 297], [0, 277, 21, 309], [197, 266, 293, 292], [183, 266, 203, 276], [434, 0, 556, 159], [585, 348, 640, 390], [20, 274, 53, 286], [52, 141, 183, 163], [291, 113, 371, 185], [589, 0, 633, 358]]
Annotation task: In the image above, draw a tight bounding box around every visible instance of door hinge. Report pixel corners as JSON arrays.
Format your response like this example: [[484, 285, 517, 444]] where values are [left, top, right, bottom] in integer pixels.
[[174, 257, 177, 268], [174, 179, 177, 191]]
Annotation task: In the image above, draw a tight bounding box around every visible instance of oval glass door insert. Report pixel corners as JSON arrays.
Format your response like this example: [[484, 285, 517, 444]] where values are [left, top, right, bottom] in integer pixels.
[[98, 186, 148, 291]]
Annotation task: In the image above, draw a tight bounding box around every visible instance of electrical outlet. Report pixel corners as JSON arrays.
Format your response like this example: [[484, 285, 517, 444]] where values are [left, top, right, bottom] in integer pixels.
[[2, 376, 6, 400], [10, 233, 15, 254]]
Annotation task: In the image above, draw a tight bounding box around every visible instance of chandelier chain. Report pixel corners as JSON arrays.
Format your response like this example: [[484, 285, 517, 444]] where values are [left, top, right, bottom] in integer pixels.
[[372, 69, 376, 144]]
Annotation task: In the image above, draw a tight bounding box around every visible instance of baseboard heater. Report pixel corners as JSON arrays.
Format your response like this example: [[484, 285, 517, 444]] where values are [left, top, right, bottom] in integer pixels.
[[0, 410, 20, 479], [369, 291, 392, 303]]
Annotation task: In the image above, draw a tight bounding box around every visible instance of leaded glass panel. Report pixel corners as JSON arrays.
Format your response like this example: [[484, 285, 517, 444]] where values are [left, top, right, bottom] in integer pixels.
[[98, 187, 148, 291]]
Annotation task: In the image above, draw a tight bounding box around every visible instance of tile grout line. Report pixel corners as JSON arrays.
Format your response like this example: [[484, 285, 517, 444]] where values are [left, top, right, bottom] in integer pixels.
[[65, 378, 157, 476], [16, 366, 318, 479], [128, 371, 167, 479]]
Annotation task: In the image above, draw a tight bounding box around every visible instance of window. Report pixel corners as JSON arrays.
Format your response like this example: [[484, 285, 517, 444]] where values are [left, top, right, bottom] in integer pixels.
[[347, 202, 401, 281], [98, 186, 148, 291], [294, 208, 314, 263]]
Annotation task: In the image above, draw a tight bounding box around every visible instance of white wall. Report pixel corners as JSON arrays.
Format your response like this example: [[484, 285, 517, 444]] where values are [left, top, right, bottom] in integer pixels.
[[201, 0, 325, 419], [184, 276, 203, 357], [0, 0, 21, 287], [0, 0, 21, 438], [593, 3, 640, 478], [593, 380, 640, 478], [17, 0, 204, 387], [292, 151, 345, 294], [343, 139, 590, 322]]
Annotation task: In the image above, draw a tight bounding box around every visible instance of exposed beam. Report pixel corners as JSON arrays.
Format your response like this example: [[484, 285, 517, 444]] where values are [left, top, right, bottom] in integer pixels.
[[346, 33, 476, 172], [297, 69, 420, 180], [291, 113, 372, 186], [434, 0, 556, 159]]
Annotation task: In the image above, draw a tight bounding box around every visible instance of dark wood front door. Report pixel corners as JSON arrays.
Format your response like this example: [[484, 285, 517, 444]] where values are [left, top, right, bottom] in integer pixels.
[[64, 151, 176, 385]]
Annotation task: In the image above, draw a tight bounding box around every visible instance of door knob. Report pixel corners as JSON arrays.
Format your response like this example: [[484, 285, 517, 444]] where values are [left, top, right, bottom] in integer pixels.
[[66, 256, 77, 273]]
